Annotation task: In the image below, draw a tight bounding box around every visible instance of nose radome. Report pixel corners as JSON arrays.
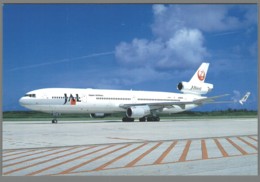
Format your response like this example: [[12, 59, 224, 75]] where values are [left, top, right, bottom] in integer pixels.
[[19, 97, 26, 106]]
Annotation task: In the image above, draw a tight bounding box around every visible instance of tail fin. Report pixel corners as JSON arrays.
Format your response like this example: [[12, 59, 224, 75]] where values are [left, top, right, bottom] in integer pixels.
[[189, 62, 209, 83], [177, 62, 213, 95], [239, 92, 250, 105]]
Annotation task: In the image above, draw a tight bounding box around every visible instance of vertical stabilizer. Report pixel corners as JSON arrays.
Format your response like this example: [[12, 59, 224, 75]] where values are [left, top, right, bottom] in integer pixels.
[[177, 62, 213, 95], [189, 62, 209, 83]]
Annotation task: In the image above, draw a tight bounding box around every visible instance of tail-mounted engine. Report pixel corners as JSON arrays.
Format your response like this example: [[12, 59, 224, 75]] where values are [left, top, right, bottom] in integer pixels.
[[177, 81, 213, 95]]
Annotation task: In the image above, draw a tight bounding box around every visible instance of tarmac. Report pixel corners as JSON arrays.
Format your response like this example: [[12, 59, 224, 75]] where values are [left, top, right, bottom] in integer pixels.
[[2, 118, 258, 176]]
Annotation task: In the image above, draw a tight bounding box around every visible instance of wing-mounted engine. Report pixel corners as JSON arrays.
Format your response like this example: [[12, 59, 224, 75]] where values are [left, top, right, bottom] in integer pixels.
[[177, 81, 213, 95], [126, 105, 151, 118]]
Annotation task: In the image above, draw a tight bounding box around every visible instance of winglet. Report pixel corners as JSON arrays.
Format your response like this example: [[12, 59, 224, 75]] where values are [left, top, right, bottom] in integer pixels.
[[239, 92, 250, 105]]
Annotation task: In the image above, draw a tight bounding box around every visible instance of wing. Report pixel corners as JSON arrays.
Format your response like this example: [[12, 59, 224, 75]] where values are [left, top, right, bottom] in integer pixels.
[[201, 92, 251, 105], [119, 94, 230, 110], [239, 92, 250, 105]]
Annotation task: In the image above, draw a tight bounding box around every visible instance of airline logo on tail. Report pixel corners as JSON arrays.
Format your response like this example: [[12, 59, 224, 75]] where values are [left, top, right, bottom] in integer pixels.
[[197, 70, 206, 81], [177, 62, 213, 95], [190, 62, 209, 84]]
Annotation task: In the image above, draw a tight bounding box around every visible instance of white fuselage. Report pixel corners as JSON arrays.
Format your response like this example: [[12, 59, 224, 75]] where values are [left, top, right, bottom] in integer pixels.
[[19, 88, 204, 115]]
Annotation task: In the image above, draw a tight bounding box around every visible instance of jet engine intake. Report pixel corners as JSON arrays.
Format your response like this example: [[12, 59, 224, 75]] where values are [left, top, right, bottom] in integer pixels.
[[126, 105, 151, 118]]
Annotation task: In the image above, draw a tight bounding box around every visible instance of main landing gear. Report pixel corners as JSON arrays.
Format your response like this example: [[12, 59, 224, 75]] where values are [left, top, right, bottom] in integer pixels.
[[122, 116, 160, 122], [122, 117, 135, 122], [139, 116, 160, 122]]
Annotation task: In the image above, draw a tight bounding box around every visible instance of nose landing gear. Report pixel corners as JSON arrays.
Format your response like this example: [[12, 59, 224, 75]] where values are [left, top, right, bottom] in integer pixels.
[[51, 112, 60, 124], [52, 118, 58, 124]]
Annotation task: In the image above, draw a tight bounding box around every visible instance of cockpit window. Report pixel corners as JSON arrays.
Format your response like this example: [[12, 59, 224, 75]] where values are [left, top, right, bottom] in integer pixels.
[[24, 94, 36, 98]]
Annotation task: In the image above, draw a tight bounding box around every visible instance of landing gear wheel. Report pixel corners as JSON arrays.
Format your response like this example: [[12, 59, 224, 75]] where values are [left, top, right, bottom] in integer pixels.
[[139, 117, 146, 122], [51, 112, 60, 124], [52, 119, 58, 124], [147, 117, 153, 122], [147, 116, 160, 122], [122, 117, 134, 122]]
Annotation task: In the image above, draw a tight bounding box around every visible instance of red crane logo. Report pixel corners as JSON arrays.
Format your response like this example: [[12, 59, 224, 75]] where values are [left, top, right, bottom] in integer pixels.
[[197, 70, 205, 81]]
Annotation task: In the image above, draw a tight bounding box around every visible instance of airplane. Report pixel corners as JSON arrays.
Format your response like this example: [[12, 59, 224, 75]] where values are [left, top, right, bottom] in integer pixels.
[[19, 62, 250, 123]]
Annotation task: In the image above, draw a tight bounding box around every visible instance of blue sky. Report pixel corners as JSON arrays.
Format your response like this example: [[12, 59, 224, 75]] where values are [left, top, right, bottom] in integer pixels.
[[3, 4, 258, 111]]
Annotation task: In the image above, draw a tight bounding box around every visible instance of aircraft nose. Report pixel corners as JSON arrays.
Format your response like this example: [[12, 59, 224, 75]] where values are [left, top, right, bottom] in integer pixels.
[[19, 97, 27, 106]]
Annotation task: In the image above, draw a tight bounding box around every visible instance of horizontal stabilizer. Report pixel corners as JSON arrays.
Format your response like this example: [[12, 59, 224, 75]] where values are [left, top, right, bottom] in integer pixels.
[[193, 94, 229, 104]]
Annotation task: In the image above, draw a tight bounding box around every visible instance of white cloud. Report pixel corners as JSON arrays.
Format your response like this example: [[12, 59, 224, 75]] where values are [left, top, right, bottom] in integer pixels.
[[115, 24, 208, 70], [115, 4, 214, 83], [152, 4, 167, 15], [115, 38, 164, 67], [163, 28, 207, 67], [114, 4, 257, 86], [152, 4, 256, 38], [231, 90, 241, 102]]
